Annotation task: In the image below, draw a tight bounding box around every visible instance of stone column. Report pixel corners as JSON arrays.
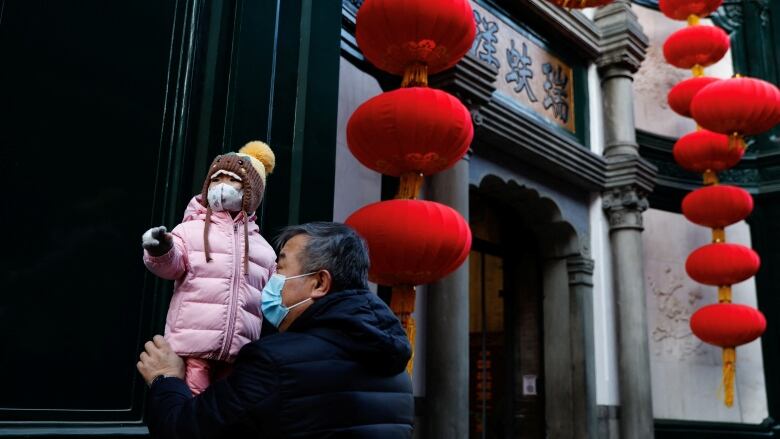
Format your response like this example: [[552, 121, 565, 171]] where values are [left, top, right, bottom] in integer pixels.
[[425, 156, 470, 439], [542, 255, 574, 438], [423, 52, 496, 439], [595, 2, 656, 439], [602, 187, 653, 439], [567, 255, 597, 439]]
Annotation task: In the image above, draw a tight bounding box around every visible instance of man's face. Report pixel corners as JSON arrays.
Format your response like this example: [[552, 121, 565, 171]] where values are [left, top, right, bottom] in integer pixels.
[[275, 234, 317, 331]]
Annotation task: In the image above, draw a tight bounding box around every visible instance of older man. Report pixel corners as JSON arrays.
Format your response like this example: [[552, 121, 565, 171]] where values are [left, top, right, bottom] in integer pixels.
[[137, 222, 413, 438]]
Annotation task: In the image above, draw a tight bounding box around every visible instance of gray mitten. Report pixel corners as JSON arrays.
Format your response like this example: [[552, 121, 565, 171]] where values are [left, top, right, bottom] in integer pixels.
[[142, 226, 173, 257]]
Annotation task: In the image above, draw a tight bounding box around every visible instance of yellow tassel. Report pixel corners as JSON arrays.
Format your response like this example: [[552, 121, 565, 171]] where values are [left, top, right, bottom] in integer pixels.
[[722, 347, 736, 407], [404, 316, 416, 375], [687, 14, 700, 26], [728, 133, 746, 152], [401, 62, 428, 88], [718, 285, 732, 303], [703, 170, 719, 186], [395, 172, 424, 200], [691, 64, 705, 77], [712, 228, 725, 243], [391, 286, 416, 376]]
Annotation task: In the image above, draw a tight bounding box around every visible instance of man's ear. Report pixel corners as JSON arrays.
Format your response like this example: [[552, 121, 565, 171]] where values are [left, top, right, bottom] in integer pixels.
[[311, 270, 332, 298]]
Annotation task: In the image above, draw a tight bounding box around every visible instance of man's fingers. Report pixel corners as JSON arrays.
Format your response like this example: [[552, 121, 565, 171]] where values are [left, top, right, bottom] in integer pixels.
[[152, 335, 167, 349], [144, 340, 157, 353], [140, 351, 150, 362], [152, 226, 167, 238]]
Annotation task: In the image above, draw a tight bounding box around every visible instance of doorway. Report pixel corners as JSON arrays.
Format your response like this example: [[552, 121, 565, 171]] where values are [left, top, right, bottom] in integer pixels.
[[469, 191, 545, 439]]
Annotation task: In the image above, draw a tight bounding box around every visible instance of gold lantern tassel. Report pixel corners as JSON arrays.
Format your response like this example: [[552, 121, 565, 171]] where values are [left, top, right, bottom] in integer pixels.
[[691, 64, 705, 78], [391, 285, 417, 375], [687, 14, 700, 26], [703, 169, 719, 186], [401, 62, 428, 88], [722, 347, 736, 407], [395, 172, 424, 200], [728, 133, 746, 152], [712, 227, 725, 243]]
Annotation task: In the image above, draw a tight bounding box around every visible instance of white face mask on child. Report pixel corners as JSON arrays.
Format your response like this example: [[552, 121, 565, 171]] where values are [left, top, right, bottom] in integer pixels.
[[207, 184, 244, 212]]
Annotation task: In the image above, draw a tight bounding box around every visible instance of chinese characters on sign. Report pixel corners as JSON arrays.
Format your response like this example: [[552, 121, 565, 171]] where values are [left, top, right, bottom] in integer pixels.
[[469, 2, 576, 132]]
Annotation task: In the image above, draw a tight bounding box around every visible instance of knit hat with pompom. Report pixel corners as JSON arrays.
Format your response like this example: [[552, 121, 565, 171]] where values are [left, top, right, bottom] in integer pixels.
[[200, 141, 275, 268]]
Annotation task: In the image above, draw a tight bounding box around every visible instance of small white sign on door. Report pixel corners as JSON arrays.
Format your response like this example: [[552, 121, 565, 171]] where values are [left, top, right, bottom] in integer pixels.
[[523, 374, 537, 396]]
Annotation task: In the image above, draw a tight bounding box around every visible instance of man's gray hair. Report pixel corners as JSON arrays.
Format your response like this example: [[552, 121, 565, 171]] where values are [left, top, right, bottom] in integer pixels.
[[275, 222, 370, 292]]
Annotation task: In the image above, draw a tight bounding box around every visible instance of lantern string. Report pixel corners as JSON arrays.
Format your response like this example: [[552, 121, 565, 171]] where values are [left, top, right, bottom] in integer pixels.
[[712, 228, 725, 244], [401, 62, 429, 88], [722, 347, 736, 407], [390, 285, 417, 375], [395, 172, 425, 199], [718, 285, 732, 303]]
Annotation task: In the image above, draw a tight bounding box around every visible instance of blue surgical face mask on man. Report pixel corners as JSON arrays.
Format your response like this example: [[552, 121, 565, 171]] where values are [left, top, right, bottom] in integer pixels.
[[261, 272, 317, 328]]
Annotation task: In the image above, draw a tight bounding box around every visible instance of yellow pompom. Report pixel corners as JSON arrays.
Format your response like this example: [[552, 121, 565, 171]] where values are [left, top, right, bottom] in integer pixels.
[[239, 141, 276, 175]]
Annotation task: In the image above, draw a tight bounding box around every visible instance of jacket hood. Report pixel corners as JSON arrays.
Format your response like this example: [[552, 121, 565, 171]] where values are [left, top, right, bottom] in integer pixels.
[[289, 289, 412, 375], [181, 195, 257, 225]]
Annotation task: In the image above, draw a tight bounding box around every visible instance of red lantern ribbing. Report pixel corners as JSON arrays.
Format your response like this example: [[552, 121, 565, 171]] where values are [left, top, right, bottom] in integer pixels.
[[546, 0, 614, 9], [659, 0, 723, 20], [347, 87, 473, 196], [667, 77, 720, 118], [663, 25, 730, 71], [685, 243, 760, 287], [691, 77, 780, 150], [345, 200, 471, 287], [356, 0, 475, 86], [672, 130, 743, 177], [682, 185, 753, 229]]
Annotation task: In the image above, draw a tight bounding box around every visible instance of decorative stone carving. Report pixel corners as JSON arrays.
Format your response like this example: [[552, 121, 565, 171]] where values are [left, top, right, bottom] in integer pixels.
[[603, 186, 649, 230], [646, 266, 706, 360], [567, 255, 596, 286], [595, 0, 649, 74]]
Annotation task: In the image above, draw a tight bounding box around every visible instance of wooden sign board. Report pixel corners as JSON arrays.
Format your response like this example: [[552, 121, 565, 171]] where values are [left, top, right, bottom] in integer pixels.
[[470, 2, 576, 133]]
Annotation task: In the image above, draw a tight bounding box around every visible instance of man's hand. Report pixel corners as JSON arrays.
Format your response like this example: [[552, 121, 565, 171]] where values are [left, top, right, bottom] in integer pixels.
[[137, 335, 185, 386], [142, 226, 174, 257]]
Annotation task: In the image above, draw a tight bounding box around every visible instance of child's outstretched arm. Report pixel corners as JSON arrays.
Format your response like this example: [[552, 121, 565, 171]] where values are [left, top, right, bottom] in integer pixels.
[[142, 226, 188, 280]]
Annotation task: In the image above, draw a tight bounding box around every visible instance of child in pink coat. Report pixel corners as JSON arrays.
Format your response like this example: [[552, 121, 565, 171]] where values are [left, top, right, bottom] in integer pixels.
[[141, 141, 277, 395]]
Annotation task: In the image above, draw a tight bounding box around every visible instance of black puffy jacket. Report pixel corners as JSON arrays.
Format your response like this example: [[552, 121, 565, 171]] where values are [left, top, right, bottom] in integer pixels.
[[146, 289, 414, 438]]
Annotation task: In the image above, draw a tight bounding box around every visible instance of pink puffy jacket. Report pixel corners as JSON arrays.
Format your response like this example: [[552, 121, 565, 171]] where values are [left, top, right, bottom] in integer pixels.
[[143, 196, 276, 361]]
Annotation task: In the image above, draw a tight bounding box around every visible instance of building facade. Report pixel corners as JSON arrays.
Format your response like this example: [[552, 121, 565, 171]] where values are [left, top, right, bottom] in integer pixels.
[[0, 0, 778, 438]]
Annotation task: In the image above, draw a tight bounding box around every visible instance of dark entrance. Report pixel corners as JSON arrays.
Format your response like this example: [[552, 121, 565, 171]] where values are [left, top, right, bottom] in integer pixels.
[[469, 191, 545, 439]]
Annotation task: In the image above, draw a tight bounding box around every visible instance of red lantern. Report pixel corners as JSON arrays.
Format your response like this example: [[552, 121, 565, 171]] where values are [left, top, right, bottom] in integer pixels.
[[691, 77, 780, 136], [673, 130, 744, 173], [668, 77, 720, 118], [691, 303, 765, 407], [663, 25, 730, 69], [691, 303, 766, 348], [347, 87, 473, 178], [546, 0, 614, 9], [659, 0, 723, 20], [686, 243, 760, 286], [682, 185, 753, 229], [345, 199, 472, 287], [356, 0, 475, 82]]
